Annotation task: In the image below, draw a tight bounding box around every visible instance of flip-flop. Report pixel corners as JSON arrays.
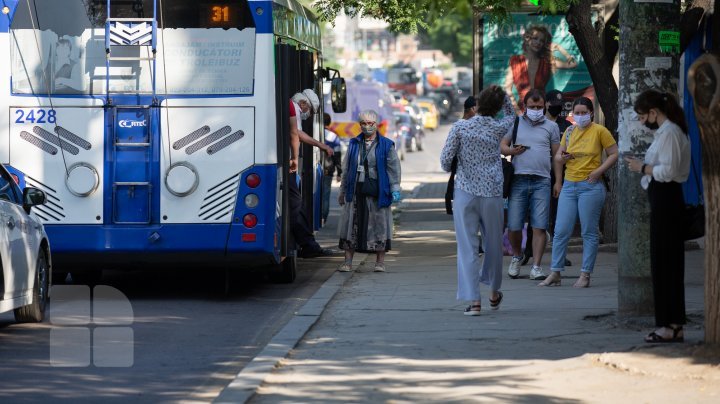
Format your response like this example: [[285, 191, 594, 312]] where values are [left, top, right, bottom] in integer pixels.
[[489, 291, 503, 310]]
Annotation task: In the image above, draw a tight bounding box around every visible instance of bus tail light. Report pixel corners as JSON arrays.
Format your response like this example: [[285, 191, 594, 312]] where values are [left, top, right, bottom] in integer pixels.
[[246, 173, 261, 188], [244, 193, 259, 208], [243, 214, 258, 228], [242, 233, 256, 242]]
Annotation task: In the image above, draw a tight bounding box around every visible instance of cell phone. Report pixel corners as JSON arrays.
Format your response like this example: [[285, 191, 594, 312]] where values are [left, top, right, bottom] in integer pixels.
[[514, 144, 530, 149]]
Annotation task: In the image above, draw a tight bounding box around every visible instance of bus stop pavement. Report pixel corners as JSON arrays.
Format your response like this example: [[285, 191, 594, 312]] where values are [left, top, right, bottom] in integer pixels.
[[216, 181, 720, 403]]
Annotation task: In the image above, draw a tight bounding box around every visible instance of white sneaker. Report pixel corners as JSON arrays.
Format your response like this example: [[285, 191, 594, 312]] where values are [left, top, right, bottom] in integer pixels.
[[508, 256, 522, 278], [529, 265, 548, 280]]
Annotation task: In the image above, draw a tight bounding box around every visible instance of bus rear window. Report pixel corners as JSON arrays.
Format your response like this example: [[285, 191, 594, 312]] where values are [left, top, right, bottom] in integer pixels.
[[10, 0, 256, 96]]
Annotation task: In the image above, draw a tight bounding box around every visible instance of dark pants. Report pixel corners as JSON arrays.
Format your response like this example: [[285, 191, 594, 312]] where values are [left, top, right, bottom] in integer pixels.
[[648, 180, 686, 326], [288, 172, 320, 252]]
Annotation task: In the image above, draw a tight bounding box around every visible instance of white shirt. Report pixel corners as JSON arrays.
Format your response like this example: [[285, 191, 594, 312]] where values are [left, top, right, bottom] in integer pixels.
[[641, 120, 691, 190]]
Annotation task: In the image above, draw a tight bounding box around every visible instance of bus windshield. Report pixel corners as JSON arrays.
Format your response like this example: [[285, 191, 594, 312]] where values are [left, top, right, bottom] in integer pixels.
[[10, 0, 256, 96]]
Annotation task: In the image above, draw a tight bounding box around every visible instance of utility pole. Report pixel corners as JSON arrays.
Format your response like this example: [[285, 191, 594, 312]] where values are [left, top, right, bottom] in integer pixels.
[[617, 0, 681, 315]]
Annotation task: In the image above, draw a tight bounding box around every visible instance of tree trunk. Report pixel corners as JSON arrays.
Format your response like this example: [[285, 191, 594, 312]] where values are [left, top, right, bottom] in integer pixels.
[[567, 0, 619, 243], [687, 53, 720, 344], [616, 0, 681, 315]]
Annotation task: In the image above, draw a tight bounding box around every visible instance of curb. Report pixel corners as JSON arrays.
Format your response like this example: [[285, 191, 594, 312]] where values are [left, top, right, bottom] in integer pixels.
[[213, 268, 357, 403]]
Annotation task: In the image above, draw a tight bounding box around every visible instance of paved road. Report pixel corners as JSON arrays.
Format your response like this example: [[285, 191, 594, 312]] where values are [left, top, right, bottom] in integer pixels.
[[0, 200, 349, 402]]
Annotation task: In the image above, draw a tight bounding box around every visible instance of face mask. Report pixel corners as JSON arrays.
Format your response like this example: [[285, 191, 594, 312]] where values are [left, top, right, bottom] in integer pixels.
[[643, 114, 659, 130], [548, 105, 563, 117], [574, 114, 592, 128], [526, 108, 544, 122], [361, 124, 377, 136], [300, 110, 310, 120], [644, 121, 659, 130]]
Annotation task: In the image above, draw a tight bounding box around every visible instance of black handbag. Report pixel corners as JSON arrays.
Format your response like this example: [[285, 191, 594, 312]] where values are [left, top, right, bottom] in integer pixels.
[[502, 117, 520, 198], [360, 176, 379, 197], [683, 157, 705, 240], [445, 157, 457, 215]]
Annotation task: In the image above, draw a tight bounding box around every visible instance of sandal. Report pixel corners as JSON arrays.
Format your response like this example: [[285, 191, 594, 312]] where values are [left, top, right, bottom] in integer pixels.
[[645, 326, 684, 343], [464, 304, 482, 316], [489, 291, 504, 310], [573, 272, 591, 288]]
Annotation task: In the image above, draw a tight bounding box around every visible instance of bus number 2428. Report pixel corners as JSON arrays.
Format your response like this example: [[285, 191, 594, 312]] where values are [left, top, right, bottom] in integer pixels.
[[15, 109, 57, 124]]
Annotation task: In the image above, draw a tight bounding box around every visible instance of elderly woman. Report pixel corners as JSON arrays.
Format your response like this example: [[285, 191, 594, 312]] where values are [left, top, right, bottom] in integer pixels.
[[337, 110, 402, 273], [440, 85, 515, 315]]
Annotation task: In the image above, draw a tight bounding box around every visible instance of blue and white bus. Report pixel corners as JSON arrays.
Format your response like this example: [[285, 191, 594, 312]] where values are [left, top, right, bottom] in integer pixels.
[[0, 0, 346, 283]]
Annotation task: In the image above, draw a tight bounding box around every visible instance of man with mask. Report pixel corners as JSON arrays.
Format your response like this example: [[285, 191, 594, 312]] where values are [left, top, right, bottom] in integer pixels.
[[522, 89, 573, 266], [288, 89, 336, 258], [500, 89, 560, 280]]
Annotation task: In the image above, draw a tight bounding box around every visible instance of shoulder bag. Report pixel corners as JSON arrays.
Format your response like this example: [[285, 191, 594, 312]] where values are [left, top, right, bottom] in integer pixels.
[[502, 117, 520, 198], [683, 156, 705, 240]]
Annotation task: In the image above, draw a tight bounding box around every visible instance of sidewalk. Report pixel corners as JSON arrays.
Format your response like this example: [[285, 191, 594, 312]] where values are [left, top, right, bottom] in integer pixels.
[[228, 181, 720, 403]]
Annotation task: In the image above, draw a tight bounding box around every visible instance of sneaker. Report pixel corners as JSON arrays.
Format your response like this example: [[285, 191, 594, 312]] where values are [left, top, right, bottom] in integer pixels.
[[338, 262, 352, 272], [373, 263, 386, 272], [529, 265, 548, 280], [508, 256, 522, 278]]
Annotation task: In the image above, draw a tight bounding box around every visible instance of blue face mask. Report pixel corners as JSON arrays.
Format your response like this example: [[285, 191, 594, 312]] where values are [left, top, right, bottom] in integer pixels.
[[574, 114, 592, 128], [526, 108, 544, 122]]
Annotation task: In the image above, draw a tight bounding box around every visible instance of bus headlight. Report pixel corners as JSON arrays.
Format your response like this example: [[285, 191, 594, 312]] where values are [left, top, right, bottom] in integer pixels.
[[244, 194, 259, 208]]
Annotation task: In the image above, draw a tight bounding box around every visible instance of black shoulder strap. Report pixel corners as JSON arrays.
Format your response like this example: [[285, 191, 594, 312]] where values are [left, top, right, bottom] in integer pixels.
[[511, 116, 520, 146]]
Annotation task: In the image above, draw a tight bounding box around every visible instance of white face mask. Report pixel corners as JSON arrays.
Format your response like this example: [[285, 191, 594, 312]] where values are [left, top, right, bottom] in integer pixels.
[[526, 108, 544, 122], [574, 114, 592, 128], [300, 110, 310, 120]]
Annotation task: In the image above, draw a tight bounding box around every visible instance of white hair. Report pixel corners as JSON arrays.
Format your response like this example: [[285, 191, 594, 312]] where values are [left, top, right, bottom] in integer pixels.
[[292, 92, 309, 106], [358, 109, 378, 123]]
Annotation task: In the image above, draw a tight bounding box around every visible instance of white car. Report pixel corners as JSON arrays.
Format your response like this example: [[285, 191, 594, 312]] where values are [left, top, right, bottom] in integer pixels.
[[0, 164, 51, 322]]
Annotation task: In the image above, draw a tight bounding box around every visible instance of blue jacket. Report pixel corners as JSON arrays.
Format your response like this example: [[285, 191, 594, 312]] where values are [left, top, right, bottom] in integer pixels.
[[345, 134, 394, 208]]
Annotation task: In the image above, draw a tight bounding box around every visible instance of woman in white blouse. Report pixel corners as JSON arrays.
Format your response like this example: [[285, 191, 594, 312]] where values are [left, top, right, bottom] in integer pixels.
[[440, 85, 515, 316], [625, 90, 691, 343]]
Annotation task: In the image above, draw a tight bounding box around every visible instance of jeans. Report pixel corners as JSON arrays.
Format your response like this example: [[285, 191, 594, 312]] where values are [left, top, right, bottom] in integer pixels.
[[551, 179, 605, 273], [322, 174, 333, 222], [507, 175, 551, 231]]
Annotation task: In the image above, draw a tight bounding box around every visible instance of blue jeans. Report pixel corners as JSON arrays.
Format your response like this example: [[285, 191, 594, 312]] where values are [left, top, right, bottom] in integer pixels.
[[322, 174, 333, 222], [551, 179, 606, 273], [507, 175, 551, 231]]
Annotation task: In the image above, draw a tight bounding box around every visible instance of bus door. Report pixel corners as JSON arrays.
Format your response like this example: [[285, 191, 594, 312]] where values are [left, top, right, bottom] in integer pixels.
[[298, 49, 318, 231]]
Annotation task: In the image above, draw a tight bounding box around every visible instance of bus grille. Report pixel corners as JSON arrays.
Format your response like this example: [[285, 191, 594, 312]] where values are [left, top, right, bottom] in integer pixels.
[[198, 173, 240, 221], [24, 176, 65, 222]]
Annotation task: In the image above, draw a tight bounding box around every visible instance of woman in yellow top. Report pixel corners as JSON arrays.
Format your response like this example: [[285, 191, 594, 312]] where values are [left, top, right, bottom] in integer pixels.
[[539, 97, 618, 287]]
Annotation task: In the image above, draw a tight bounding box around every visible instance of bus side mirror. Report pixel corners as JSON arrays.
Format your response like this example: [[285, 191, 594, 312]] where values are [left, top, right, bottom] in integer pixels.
[[331, 77, 347, 113]]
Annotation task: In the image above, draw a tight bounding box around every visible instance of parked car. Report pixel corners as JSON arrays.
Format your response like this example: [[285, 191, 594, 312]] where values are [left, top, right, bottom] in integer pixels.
[[416, 100, 439, 131], [0, 164, 51, 323], [394, 112, 425, 152]]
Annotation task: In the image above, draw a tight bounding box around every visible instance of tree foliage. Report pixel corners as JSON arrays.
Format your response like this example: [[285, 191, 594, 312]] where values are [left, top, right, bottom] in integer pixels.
[[314, 0, 578, 32]]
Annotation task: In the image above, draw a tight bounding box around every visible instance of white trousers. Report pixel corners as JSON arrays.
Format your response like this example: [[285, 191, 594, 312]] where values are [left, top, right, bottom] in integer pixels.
[[453, 188, 504, 301]]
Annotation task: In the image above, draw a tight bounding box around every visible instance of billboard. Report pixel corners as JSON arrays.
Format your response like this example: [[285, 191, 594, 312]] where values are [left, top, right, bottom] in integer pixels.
[[483, 14, 595, 115]]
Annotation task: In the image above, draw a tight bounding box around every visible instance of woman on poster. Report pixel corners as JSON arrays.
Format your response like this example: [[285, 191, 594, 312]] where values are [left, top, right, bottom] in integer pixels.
[[503, 25, 577, 111]]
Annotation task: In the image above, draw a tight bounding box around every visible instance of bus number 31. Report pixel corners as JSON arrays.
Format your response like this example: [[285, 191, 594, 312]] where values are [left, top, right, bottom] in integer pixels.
[[15, 109, 57, 124]]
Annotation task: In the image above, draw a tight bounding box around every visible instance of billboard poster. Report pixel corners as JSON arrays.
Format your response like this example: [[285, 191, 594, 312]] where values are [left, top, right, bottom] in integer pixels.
[[483, 14, 595, 116]]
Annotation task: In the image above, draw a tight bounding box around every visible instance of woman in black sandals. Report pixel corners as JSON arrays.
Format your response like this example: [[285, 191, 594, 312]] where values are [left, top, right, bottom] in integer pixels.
[[625, 90, 691, 343], [440, 85, 512, 315]]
